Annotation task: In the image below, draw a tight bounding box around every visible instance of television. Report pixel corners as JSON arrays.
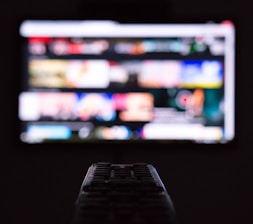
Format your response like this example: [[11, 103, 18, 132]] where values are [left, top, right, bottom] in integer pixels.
[[18, 20, 236, 144]]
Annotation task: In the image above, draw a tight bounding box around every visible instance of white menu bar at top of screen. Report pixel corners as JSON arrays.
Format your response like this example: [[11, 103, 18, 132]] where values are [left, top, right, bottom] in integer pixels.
[[20, 20, 235, 38]]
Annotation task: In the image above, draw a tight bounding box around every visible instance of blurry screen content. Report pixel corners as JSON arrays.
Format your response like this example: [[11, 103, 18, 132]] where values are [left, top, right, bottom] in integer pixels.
[[18, 20, 235, 143]]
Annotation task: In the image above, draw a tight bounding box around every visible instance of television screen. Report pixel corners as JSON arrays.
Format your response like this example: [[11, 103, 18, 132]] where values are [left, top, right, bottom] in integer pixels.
[[18, 20, 235, 144]]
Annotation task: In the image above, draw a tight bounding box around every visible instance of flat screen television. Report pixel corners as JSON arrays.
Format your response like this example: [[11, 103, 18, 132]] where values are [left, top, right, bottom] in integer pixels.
[[18, 20, 236, 144]]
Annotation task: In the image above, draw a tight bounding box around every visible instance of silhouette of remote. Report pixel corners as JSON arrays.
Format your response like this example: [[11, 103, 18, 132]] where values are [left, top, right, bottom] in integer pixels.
[[71, 162, 176, 224]]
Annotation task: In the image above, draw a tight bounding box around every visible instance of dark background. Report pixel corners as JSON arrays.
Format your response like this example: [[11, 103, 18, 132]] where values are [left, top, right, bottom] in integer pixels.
[[1, 0, 252, 224]]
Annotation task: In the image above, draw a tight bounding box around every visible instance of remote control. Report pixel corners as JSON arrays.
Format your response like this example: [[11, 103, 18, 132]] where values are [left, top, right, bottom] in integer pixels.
[[70, 162, 176, 224]]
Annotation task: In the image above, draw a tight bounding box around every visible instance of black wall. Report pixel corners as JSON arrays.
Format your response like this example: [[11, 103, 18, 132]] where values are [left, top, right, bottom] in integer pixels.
[[1, 0, 252, 224]]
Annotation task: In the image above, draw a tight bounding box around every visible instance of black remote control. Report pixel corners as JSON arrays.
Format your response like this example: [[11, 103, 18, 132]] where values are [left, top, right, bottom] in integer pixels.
[[70, 162, 176, 224]]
